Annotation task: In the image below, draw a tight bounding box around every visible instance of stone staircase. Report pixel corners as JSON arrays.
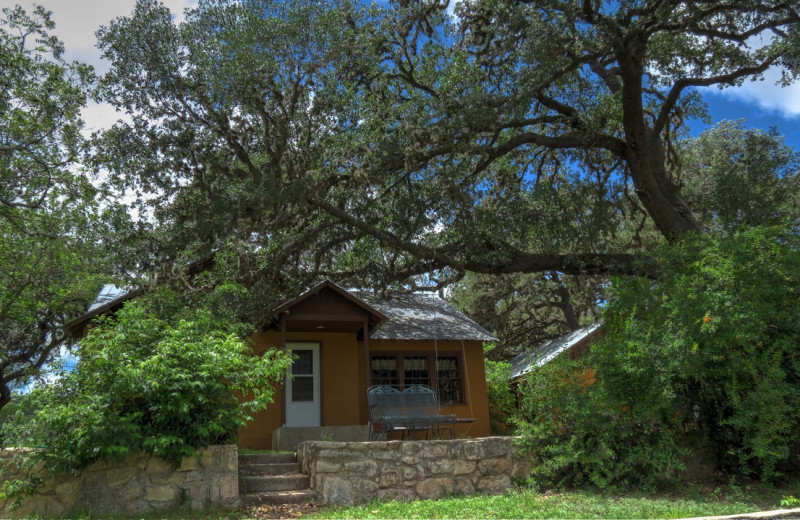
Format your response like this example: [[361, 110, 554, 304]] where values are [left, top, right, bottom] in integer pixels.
[[238, 452, 315, 506]]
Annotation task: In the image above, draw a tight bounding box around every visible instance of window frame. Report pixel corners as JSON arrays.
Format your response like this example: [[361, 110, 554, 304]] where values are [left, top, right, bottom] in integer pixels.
[[369, 350, 466, 405]]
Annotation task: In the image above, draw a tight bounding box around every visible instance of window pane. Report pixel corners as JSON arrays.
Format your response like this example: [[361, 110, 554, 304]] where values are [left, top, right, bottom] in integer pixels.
[[292, 350, 313, 375], [292, 376, 314, 401], [437, 356, 461, 403], [371, 356, 398, 386], [404, 356, 429, 386]]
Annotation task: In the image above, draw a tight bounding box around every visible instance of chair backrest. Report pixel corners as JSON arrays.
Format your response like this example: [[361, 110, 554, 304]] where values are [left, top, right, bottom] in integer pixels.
[[367, 385, 404, 421], [401, 384, 440, 418], [368, 384, 447, 420]]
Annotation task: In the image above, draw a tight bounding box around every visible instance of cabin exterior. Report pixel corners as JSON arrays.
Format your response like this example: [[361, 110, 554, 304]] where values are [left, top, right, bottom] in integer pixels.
[[244, 281, 494, 450], [65, 280, 495, 450]]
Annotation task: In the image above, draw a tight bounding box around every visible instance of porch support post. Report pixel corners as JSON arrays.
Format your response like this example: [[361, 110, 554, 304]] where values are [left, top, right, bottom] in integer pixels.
[[280, 316, 287, 426], [363, 320, 371, 428], [364, 320, 371, 388], [461, 340, 474, 419]]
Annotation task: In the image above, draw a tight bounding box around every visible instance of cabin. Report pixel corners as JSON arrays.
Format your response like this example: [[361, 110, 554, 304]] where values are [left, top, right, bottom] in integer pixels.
[[65, 280, 496, 450], [508, 321, 603, 382]]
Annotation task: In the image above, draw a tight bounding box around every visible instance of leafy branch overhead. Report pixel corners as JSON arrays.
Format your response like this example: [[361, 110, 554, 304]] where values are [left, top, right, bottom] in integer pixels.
[[94, 0, 799, 291]]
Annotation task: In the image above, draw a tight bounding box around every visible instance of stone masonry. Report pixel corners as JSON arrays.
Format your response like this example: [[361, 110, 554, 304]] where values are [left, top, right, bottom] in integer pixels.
[[296, 437, 533, 505], [0, 445, 238, 517]]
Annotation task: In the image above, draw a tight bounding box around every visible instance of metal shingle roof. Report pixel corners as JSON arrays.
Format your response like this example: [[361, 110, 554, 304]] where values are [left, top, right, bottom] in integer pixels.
[[355, 291, 497, 342], [509, 321, 603, 379]]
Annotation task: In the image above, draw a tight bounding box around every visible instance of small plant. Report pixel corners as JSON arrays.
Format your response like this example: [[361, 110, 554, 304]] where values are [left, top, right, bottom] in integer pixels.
[[320, 430, 334, 442], [780, 495, 800, 508], [0, 475, 43, 511]]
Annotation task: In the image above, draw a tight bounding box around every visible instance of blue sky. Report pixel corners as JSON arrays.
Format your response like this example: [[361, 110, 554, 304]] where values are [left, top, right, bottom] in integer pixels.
[[694, 87, 800, 150]]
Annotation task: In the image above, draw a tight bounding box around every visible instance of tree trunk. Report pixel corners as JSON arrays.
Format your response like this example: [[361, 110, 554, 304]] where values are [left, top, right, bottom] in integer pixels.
[[0, 379, 10, 413], [628, 127, 701, 240], [619, 47, 702, 241]]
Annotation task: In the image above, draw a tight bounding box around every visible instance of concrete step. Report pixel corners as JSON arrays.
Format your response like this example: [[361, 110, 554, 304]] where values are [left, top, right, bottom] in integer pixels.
[[239, 462, 301, 475], [242, 474, 310, 493], [238, 452, 296, 465], [239, 489, 316, 506]]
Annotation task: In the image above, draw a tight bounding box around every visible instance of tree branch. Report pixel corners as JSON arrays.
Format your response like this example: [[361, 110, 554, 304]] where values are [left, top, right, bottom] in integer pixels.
[[311, 197, 659, 278]]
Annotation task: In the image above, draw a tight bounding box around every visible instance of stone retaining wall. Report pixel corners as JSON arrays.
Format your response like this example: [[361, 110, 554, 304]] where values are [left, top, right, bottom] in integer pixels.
[[297, 437, 533, 505], [0, 445, 238, 517]]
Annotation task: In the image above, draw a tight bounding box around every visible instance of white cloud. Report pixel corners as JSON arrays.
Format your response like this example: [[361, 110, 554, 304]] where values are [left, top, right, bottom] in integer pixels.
[[9, 0, 195, 59], [6, 0, 196, 132], [705, 66, 800, 119], [81, 101, 133, 135]]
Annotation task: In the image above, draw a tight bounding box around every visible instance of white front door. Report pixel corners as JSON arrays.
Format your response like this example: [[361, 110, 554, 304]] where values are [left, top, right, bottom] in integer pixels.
[[285, 342, 321, 427]]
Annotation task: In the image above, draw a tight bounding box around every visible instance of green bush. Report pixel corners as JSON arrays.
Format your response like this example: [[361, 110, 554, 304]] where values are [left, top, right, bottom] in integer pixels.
[[0, 287, 292, 475], [518, 227, 800, 488], [517, 355, 686, 490], [484, 354, 517, 435]]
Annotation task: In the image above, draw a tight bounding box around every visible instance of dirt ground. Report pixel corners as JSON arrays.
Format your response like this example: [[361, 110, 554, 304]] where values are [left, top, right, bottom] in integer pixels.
[[238, 502, 321, 519]]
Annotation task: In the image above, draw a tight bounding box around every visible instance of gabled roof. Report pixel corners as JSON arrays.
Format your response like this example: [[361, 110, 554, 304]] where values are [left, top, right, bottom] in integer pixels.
[[509, 321, 603, 380], [355, 291, 497, 341], [67, 280, 496, 343], [272, 280, 388, 321], [269, 280, 388, 334]]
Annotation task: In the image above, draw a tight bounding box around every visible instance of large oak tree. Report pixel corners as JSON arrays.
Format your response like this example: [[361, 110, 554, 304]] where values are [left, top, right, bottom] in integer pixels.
[[94, 0, 799, 298]]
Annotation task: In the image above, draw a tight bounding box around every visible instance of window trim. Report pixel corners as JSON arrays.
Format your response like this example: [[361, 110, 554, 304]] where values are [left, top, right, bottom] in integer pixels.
[[369, 350, 466, 404]]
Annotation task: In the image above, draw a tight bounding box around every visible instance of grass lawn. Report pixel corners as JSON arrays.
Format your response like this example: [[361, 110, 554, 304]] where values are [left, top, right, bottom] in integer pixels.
[[303, 483, 800, 519], [26, 482, 800, 519]]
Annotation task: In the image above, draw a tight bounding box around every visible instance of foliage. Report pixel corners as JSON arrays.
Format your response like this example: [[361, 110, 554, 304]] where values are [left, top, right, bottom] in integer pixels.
[[300, 0, 799, 279], [92, 0, 367, 305], [682, 120, 800, 233], [93, 0, 800, 298], [451, 272, 605, 361], [604, 227, 800, 480], [0, 5, 116, 412], [517, 355, 686, 490], [0, 287, 292, 475], [517, 227, 800, 488], [483, 353, 517, 436]]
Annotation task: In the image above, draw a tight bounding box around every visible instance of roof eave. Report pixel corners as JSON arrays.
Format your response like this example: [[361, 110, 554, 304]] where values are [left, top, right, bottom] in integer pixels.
[[63, 288, 140, 338]]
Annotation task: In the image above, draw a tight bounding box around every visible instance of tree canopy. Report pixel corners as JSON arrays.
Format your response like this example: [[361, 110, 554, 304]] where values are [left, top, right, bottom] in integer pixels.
[[93, 0, 799, 300], [0, 5, 110, 411], [453, 120, 800, 359]]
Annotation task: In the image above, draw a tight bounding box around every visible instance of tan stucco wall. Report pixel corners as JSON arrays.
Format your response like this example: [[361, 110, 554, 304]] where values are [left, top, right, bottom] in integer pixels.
[[239, 331, 491, 449]]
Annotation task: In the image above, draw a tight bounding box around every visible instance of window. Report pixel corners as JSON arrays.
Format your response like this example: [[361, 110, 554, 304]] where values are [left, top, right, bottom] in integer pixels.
[[291, 350, 314, 402], [370, 352, 464, 403], [371, 356, 398, 386], [436, 355, 462, 404]]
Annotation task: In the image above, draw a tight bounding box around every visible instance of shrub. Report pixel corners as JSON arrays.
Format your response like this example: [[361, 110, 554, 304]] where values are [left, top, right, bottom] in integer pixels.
[[517, 355, 686, 490], [518, 227, 800, 488], [0, 287, 292, 475], [484, 355, 517, 435]]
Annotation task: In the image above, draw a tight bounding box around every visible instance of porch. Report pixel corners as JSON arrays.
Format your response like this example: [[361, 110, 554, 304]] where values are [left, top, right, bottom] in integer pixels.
[[271, 425, 370, 451]]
